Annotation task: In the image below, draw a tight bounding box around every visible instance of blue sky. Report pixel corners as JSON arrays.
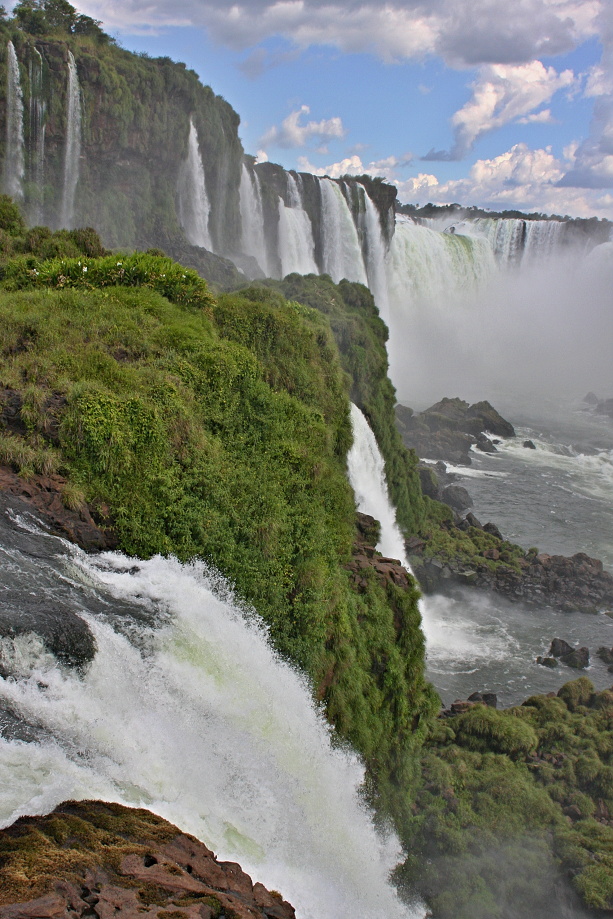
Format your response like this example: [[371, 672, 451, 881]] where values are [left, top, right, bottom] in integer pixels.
[[30, 1, 613, 218]]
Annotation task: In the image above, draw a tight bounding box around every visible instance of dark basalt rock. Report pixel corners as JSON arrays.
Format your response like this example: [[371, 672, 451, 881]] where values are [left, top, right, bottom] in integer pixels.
[[537, 657, 558, 668], [468, 691, 498, 708], [550, 638, 574, 658], [395, 397, 515, 466], [441, 484, 472, 511], [523, 439, 537, 449], [0, 592, 96, 671], [583, 392, 599, 405], [559, 647, 590, 669]]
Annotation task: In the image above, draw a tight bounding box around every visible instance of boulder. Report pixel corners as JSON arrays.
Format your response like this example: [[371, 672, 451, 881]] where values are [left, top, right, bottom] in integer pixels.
[[441, 484, 472, 511], [559, 647, 590, 669], [550, 638, 574, 658], [583, 392, 599, 405], [523, 440, 536, 449], [536, 657, 558, 668]]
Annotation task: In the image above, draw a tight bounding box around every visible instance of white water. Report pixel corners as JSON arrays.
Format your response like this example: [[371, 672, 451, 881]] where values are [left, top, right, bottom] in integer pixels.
[[3, 41, 25, 201], [347, 403, 410, 565], [59, 51, 82, 229], [177, 118, 213, 250], [320, 179, 368, 285], [0, 528, 420, 919], [239, 162, 270, 275], [361, 188, 390, 320], [277, 173, 318, 277]]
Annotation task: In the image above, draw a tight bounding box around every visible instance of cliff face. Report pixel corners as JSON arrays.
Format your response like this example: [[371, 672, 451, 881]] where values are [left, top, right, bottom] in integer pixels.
[[0, 24, 397, 287]]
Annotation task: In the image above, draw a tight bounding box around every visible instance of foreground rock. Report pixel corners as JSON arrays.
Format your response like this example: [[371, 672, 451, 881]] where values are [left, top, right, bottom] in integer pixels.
[[395, 397, 515, 465], [0, 800, 295, 919]]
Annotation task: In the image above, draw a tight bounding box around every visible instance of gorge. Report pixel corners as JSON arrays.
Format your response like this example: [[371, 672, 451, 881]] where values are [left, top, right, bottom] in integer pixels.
[[0, 7, 613, 919]]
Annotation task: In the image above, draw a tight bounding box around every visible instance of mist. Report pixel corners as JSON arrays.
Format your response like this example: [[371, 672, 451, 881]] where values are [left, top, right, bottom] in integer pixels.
[[385, 237, 613, 413]]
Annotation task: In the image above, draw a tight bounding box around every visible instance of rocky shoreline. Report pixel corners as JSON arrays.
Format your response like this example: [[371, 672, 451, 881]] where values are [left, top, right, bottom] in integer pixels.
[[0, 801, 296, 919]]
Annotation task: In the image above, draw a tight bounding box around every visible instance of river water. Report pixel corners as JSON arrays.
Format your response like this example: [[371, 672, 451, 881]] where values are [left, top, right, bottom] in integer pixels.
[[420, 399, 613, 707]]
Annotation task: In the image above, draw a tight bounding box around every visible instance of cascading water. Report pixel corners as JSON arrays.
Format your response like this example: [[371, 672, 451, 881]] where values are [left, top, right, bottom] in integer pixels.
[[277, 173, 318, 277], [27, 47, 46, 225], [239, 162, 270, 275], [0, 503, 421, 919], [452, 217, 568, 267], [177, 118, 213, 251], [59, 51, 82, 229], [360, 187, 390, 320], [3, 41, 25, 201], [320, 178, 368, 285], [347, 403, 410, 565]]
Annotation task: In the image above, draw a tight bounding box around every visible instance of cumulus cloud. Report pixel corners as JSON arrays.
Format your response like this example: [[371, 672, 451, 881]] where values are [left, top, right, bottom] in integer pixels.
[[397, 143, 613, 217], [71, 0, 601, 68], [425, 61, 575, 160], [297, 152, 413, 179], [259, 105, 345, 150]]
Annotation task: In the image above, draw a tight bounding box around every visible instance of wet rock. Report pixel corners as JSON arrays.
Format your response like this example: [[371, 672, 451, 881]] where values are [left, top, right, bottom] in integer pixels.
[[468, 691, 498, 708], [583, 392, 599, 405], [559, 647, 590, 669], [523, 440, 536, 449], [550, 638, 574, 658], [598, 647, 613, 665], [441, 484, 472, 511], [537, 657, 558, 668], [483, 521, 503, 540], [0, 593, 96, 671], [0, 801, 296, 919]]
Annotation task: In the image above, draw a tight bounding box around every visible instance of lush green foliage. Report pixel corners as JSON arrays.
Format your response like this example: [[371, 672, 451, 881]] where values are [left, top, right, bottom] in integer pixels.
[[401, 680, 613, 916], [0, 254, 433, 822], [247, 273, 427, 535]]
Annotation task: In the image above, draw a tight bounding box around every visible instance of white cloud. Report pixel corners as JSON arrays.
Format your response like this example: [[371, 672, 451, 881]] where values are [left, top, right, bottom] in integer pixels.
[[397, 143, 613, 218], [71, 0, 601, 68], [259, 105, 345, 149], [425, 61, 575, 160], [517, 108, 556, 124], [297, 152, 412, 180]]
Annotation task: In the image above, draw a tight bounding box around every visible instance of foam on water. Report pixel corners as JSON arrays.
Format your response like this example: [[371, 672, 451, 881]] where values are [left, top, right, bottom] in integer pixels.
[[0, 526, 421, 919]]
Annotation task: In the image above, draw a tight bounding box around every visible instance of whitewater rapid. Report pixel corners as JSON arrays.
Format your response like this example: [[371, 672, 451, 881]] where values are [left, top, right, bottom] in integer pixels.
[[0, 505, 421, 919]]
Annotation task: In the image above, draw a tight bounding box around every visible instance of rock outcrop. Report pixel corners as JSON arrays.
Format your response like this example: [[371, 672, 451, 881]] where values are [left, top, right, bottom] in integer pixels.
[[395, 397, 514, 466], [0, 800, 295, 919]]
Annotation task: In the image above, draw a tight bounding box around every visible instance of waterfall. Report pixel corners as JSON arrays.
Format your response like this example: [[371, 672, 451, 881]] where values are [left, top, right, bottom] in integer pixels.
[[28, 47, 46, 224], [3, 41, 25, 201], [177, 118, 213, 250], [320, 178, 368, 285], [239, 162, 270, 275], [360, 187, 390, 320], [277, 173, 318, 277], [347, 403, 410, 566], [442, 217, 568, 267], [0, 510, 420, 919], [60, 51, 82, 229]]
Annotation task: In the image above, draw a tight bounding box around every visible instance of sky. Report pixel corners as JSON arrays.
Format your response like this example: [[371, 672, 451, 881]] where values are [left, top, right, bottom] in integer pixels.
[[25, 0, 613, 219]]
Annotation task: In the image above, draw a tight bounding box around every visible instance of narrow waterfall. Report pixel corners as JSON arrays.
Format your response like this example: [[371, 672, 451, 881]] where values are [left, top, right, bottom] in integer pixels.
[[320, 178, 368, 285], [28, 47, 46, 224], [3, 41, 25, 201], [239, 162, 269, 275], [360, 187, 390, 320], [0, 512, 421, 919], [59, 51, 82, 229], [177, 118, 213, 250], [277, 172, 318, 276], [347, 403, 410, 565]]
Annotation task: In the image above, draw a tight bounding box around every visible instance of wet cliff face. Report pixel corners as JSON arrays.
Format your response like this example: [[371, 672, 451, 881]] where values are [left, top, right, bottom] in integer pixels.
[[0, 30, 244, 253]]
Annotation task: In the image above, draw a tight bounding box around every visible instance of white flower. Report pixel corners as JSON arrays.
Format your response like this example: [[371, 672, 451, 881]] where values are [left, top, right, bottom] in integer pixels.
[[82, 266, 88, 272]]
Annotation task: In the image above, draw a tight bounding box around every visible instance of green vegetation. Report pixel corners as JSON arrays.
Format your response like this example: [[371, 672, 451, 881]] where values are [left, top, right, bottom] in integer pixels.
[[401, 680, 613, 917], [0, 234, 434, 825]]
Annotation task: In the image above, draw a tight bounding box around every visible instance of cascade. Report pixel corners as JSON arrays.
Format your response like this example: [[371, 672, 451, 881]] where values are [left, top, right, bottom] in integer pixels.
[[177, 118, 213, 250], [360, 186, 390, 320], [442, 217, 569, 266], [59, 51, 82, 229], [239, 162, 270, 275], [277, 172, 318, 277], [320, 178, 368, 285], [0, 510, 421, 919], [3, 41, 25, 201], [28, 47, 46, 224], [347, 403, 410, 566]]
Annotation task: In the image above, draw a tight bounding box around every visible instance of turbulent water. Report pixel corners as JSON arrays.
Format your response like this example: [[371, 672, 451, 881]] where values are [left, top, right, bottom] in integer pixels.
[[0, 498, 420, 919], [3, 41, 25, 202]]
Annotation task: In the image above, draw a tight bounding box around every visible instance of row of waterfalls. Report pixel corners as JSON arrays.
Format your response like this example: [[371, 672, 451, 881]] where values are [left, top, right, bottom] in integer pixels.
[[2, 40, 81, 228]]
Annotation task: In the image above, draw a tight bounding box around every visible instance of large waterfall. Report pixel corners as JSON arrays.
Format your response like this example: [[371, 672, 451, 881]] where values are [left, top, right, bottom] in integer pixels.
[[3, 41, 25, 202], [239, 162, 270, 275], [320, 178, 368, 285], [59, 51, 82, 229], [0, 505, 420, 919], [277, 172, 318, 276], [178, 118, 213, 251]]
